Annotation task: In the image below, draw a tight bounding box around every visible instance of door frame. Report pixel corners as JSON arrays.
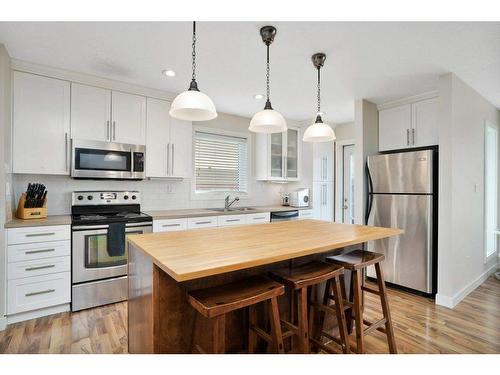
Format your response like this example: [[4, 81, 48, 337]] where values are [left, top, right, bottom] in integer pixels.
[[334, 139, 355, 222]]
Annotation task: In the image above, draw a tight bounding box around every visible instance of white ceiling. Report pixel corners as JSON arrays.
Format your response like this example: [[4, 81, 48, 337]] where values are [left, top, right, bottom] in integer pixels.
[[0, 22, 499, 123]]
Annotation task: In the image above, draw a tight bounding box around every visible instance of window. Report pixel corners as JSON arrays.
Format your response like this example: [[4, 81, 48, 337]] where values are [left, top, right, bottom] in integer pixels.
[[485, 121, 499, 259], [194, 130, 248, 194]]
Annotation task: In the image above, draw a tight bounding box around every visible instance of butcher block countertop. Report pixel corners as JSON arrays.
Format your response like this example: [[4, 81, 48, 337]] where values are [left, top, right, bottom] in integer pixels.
[[4, 215, 72, 228], [127, 219, 402, 282]]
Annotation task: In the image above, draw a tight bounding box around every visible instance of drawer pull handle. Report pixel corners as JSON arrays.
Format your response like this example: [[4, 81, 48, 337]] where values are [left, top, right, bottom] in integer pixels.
[[25, 232, 56, 237], [195, 221, 212, 225], [25, 248, 56, 255], [25, 264, 55, 271], [253, 217, 266, 220], [162, 223, 181, 227], [226, 219, 240, 222], [25, 289, 55, 297]]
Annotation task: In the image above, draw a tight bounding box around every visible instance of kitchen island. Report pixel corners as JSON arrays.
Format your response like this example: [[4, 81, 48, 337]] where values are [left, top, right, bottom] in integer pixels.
[[126, 219, 402, 354]]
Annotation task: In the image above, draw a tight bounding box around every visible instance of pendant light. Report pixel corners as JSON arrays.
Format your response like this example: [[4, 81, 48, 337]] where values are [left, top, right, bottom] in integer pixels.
[[170, 21, 217, 122], [303, 53, 336, 142], [249, 26, 287, 133]]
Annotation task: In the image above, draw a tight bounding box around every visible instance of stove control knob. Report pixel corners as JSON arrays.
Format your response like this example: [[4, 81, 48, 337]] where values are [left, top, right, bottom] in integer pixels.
[[123, 195, 129, 200], [131, 195, 137, 200], [87, 195, 93, 201], [77, 195, 84, 201]]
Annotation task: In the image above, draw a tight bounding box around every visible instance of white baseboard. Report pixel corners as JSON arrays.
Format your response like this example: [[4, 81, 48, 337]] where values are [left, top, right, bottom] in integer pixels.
[[436, 264, 497, 309], [0, 316, 6, 331], [6, 303, 70, 325]]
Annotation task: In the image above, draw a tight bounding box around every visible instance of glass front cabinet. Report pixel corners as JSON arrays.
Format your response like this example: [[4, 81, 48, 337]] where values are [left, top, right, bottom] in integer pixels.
[[255, 127, 300, 182]]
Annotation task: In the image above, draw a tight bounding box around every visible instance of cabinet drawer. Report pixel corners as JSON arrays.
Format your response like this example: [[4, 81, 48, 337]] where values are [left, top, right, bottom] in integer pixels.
[[153, 218, 188, 232], [218, 214, 247, 227], [8, 240, 70, 263], [245, 213, 270, 224], [8, 225, 70, 245], [8, 256, 70, 280], [298, 209, 313, 219], [187, 216, 218, 229], [7, 272, 71, 315]]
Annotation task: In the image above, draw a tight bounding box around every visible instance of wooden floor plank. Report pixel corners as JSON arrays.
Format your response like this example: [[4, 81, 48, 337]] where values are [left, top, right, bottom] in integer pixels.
[[0, 277, 498, 354]]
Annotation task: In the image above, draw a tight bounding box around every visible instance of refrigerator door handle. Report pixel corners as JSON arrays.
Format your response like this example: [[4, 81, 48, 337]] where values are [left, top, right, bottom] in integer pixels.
[[365, 162, 374, 224]]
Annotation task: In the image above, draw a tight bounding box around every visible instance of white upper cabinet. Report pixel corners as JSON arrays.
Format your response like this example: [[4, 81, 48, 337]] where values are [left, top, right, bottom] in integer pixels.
[[378, 97, 438, 152], [378, 104, 412, 151], [13, 72, 71, 175], [145, 98, 192, 178], [111, 91, 146, 145], [312, 141, 333, 182], [71, 83, 111, 142], [255, 126, 301, 181], [411, 98, 438, 148]]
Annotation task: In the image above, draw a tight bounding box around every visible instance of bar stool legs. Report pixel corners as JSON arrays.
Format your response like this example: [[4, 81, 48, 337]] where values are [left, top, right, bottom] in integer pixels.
[[375, 263, 397, 353], [248, 296, 285, 354], [297, 288, 310, 353]]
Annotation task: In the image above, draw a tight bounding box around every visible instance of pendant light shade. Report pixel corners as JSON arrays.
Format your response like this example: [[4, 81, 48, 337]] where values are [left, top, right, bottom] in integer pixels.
[[249, 26, 287, 134], [170, 22, 217, 122], [303, 53, 336, 142]]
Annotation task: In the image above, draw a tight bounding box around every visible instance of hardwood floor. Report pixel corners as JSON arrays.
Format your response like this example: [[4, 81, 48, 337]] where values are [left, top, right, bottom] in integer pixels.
[[0, 276, 499, 354]]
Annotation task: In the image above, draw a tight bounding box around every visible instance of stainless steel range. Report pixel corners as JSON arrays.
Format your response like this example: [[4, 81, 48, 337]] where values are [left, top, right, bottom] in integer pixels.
[[71, 191, 152, 311]]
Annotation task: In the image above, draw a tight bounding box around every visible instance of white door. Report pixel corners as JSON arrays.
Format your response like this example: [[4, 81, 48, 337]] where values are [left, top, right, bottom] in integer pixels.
[[111, 91, 146, 145], [145, 98, 170, 177], [71, 83, 111, 142], [342, 144, 355, 224], [378, 104, 411, 151], [169, 115, 192, 178], [313, 141, 333, 182], [411, 98, 438, 147], [13, 72, 71, 175]]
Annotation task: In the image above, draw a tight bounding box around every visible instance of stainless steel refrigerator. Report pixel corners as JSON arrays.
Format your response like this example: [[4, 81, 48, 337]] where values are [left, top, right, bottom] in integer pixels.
[[366, 149, 437, 296]]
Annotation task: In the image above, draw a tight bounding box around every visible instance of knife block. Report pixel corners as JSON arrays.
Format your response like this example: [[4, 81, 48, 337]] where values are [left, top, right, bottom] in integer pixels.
[[16, 193, 48, 220]]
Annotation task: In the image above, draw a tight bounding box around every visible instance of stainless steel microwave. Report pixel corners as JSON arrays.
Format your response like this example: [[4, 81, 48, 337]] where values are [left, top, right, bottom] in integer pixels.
[[71, 139, 145, 180]]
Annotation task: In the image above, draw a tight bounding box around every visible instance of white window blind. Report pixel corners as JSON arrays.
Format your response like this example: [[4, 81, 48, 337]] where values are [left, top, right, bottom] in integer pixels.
[[194, 131, 248, 193]]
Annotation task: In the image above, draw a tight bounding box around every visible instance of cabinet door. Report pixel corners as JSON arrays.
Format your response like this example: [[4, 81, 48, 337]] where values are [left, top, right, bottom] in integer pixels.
[[71, 83, 111, 142], [286, 128, 299, 180], [312, 182, 323, 219], [378, 104, 411, 151], [269, 132, 285, 179], [145, 98, 170, 177], [169, 115, 192, 178], [13, 72, 71, 175], [322, 182, 334, 222], [111, 91, 146, 145], [411, 98, 438, 147], [313, 141, 333, 182]]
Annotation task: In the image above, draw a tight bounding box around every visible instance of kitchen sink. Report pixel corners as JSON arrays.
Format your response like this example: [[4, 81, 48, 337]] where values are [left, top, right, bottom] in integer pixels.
[[210, 207, 257, 212]]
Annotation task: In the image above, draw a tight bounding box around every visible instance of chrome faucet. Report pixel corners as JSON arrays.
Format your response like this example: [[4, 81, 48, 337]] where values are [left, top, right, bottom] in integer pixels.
[[225, 195, 240, 210]]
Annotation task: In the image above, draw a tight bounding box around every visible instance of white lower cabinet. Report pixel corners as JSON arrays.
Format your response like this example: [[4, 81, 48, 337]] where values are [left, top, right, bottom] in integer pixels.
[[7, 272, 71, 315], [153, 218, 188, 232], [313, 182, 334, 221], [245, 212, 271, 224], [298, 209, 313, 219], [7, 225, 71, 319], [218, 214, 247, 227], [187, 216, 218, 230]]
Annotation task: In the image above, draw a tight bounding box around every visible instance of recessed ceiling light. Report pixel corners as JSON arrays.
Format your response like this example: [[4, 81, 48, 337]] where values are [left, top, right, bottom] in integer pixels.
[[162, 70, 176, 77], [254, 94, 264, 100]]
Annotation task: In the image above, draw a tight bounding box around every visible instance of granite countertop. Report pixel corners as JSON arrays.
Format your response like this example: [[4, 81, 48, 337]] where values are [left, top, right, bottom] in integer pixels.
[[5, 215, 72, 229], [145, 205, 311, 220]]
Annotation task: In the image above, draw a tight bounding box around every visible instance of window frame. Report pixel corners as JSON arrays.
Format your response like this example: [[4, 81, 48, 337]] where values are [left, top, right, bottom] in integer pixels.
[[191, 126, 251, 201], [484, 120, 499, 263]]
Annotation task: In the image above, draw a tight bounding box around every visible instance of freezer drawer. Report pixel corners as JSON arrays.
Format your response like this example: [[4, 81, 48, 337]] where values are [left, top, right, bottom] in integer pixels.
[[367, 194, 432, 293]]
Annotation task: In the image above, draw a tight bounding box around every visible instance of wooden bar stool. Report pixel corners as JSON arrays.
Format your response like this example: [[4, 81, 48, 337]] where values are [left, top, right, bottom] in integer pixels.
[[187, 275, 285, 354], [326, 250, 397, 354], [270, 261, 350, 354]]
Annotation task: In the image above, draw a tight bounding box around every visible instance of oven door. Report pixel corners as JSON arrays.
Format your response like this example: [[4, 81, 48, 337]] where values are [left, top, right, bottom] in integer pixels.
[[72, 222, 152, 284], [71, 139, 145, 180]]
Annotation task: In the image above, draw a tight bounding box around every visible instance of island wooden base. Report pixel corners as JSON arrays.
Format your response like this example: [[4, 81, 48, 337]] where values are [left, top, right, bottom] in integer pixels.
[[128, 243, 360, 354]]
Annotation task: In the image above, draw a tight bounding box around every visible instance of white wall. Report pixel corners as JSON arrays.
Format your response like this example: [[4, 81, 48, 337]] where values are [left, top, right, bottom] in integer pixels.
[[334, 121, 355, 141], [0, 44, 11, 330], [353, 100, 378, 224], [12, 112, 297, 215], [436, 73, 500, 308]]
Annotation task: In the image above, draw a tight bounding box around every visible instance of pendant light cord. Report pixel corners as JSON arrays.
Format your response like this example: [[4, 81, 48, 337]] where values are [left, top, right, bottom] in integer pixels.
[[266, 44, 270, 102], [317, 67, 321, 114], [191, 21, 197, 82]]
